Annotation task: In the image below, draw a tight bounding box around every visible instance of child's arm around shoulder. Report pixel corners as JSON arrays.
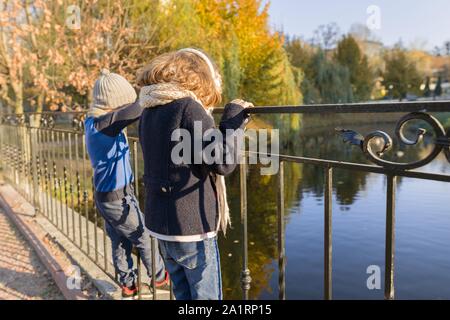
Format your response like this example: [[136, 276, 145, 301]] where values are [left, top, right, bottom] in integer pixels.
[[94, 100, 143, 137]]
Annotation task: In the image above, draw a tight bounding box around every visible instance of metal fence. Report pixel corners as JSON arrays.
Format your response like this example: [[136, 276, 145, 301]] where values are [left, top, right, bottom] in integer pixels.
[[0, 113, 170, 300], [1, 101, 450, 300]]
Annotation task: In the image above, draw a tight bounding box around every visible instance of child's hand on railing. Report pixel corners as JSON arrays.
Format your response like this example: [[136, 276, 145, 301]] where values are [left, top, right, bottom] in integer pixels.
[[230, 99, 254, 109]]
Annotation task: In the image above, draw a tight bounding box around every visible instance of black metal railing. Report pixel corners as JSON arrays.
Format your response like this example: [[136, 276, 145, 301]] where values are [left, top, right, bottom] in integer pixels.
[[0, 116, 171, 300], [1, 100, 450, 300]]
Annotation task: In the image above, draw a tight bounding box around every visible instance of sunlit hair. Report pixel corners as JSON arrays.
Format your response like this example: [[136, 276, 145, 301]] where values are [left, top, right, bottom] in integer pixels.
[[136, 50, 222, 108]]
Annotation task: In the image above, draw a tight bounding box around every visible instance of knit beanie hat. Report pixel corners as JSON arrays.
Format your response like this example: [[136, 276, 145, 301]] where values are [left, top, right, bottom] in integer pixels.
[[88, 69, 137, 117]]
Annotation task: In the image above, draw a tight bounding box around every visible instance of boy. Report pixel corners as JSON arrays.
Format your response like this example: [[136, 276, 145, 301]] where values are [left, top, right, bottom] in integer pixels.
[[85, 69, 168, 298]]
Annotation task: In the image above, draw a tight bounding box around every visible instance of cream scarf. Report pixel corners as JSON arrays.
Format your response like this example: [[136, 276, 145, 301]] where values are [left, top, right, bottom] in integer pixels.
[[139, 83, 231, 235], [87, 104, 109, 118]]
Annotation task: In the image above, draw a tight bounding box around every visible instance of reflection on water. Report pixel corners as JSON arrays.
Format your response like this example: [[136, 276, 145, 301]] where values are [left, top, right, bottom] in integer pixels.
[[219, 113, 450, 300]]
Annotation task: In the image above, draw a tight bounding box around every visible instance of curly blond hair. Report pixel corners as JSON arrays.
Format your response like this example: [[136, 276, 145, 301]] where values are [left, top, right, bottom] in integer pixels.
[[136, 50, 222, 108]]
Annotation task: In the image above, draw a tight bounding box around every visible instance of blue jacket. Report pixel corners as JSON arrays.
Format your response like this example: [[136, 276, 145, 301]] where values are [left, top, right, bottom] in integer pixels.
[[85, 102, 142, 197]]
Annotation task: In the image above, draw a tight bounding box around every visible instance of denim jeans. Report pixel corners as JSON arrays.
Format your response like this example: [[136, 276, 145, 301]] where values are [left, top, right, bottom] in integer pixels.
[[95, 194, 165, 287], [159, 237, 222, 300]]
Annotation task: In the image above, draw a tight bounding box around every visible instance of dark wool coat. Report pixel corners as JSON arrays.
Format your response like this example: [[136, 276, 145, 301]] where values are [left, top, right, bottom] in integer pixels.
[[139, 97, 248, 236]]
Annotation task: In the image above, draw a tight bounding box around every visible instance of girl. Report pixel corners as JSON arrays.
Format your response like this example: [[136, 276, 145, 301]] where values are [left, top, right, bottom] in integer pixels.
[[137, 48, 252, 300]]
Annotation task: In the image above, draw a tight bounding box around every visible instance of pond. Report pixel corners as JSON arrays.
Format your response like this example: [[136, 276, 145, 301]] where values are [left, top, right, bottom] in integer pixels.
[[218, 112, 450, 300]]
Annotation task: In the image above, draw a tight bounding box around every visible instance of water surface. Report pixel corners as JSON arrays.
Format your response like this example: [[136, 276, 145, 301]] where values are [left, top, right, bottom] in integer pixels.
[[219, 113, 450, 300]]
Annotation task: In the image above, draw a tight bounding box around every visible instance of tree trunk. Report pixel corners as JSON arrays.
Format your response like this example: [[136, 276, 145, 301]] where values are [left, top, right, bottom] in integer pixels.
[[30, 93, 44, 128], [12, 81, 24, 114]]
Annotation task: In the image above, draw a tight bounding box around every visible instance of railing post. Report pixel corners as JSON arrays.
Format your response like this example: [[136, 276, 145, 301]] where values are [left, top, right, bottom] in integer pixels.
[[92, 183, 99, 263], [75, 133, 83, 249], [324, 166, 333, 300], [82, 136, 90, 256], [51, 130, 58, 227], [132, 140, 143, 300], [240, 154, 251, 299], [136, 250, 142, 300], [49, 130, 56, 224], [68, 133, 75, 241], [385, 174, 397, 300], [36, 129, 43, 212], [15, 125, 21, 186], [151, 237, 157, 300], [29, 126, 39, 211], [277, 161, 286, 300], [43, 130, 50, 220]]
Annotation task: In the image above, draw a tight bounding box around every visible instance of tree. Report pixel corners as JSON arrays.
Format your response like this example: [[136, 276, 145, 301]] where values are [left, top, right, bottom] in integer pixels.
[[0, 0, 36, 114], [285, 36, 312, 71], [0, 0, 75, 115], [285, 37, 320, 104], [382, 48, 422, 101], [433, 46, 442, 57], [334, 35, 373, 101], [286, 37, 353, 104], [423, 77, 431, 97], [59, 0, 162, 106], [311, 50, 353, 103], [156, 0, 302, 106], [434, 76, 442, 98], [1, 0, 302, 115], [222, 35, 242, 102], [220, 0, 301, 105], [300, 77, 321, 105], [349, 23, 380, 42], [0, 0, 165, 115], [311, 23, 340, 51], [444, 41, 450, 56]]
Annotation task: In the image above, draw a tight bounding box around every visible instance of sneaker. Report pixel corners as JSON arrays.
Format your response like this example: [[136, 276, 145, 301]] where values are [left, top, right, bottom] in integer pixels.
[[121, 284, 138, 299], [140, 271, 171, 295], [154, 271, 170, 290]]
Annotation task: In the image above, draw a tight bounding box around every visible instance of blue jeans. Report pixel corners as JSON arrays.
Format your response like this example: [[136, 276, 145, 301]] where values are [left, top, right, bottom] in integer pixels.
[[159, 237, 222, 300], [95, 194, 165, 287]]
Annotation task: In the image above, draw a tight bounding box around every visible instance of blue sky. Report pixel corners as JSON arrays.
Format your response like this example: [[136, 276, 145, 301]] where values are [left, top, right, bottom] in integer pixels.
[[267, 0, 450, 50]]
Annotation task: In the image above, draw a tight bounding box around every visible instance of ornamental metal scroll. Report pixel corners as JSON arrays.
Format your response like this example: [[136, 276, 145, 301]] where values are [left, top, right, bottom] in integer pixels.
[[40, 114, 55, 129], [336, 112, 450, 170], [1, 114, 25, 126], [72, 114, 85, 132], [16, 114, 26, 125]]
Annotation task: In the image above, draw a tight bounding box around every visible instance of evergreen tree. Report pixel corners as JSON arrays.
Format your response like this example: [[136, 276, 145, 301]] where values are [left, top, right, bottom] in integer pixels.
[[222, 35, 242, 102], [334, 35, 373, 101], [286, 38, 353, 104], [423, 77, 431, 97], [224, 0, 301, 105], [285, 37, 313, 70], [383, 48, 422, 101], [434, 76, 443, 98], [285, 37, 320, 104], [300, 77, 321, 104], [312, 50, 353, 103]]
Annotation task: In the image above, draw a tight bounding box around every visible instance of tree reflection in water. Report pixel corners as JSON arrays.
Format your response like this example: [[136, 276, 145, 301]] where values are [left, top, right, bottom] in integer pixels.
[[218, 112, 445, 299]]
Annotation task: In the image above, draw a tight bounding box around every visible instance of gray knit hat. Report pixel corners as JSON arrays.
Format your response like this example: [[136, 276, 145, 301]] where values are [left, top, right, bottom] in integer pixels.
[[89, 69, 137, 117]]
